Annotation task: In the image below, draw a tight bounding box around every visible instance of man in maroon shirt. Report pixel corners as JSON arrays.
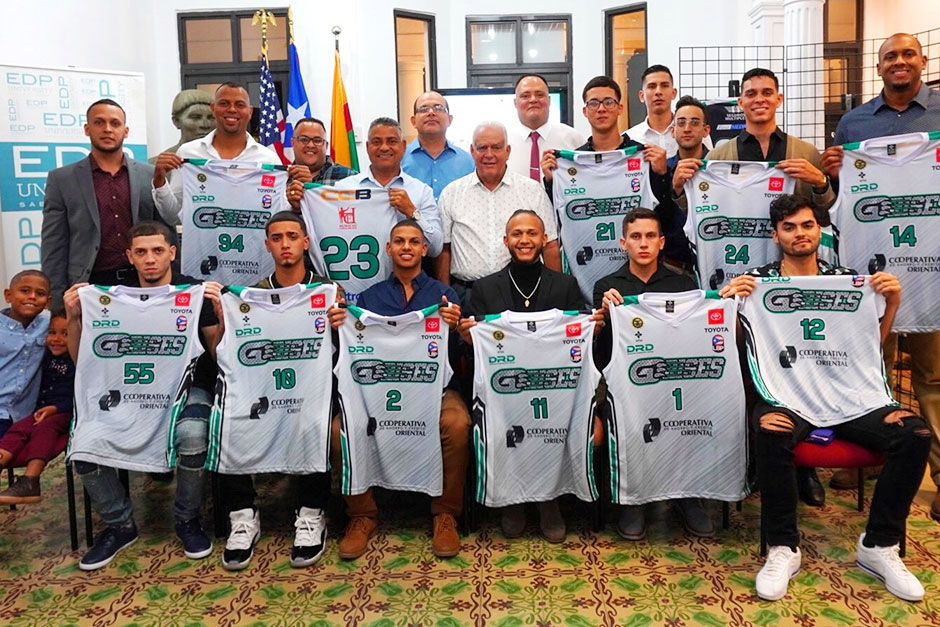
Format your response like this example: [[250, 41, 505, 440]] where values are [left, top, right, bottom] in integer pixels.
[[41, 99, 167, 308]]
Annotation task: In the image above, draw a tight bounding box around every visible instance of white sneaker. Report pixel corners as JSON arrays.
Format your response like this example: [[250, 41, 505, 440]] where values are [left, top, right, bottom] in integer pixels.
[[291, 507, 327, 568], [756, 546, 802, 601], [222, 508, 260, 571], [856, 533, 924, 601]]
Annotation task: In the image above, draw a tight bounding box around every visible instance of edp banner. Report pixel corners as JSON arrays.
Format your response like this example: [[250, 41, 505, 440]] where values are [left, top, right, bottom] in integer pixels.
[[0, 64, 147, 285]]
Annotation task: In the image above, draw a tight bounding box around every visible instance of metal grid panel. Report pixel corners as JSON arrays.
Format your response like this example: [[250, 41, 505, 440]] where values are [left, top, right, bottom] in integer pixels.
[[679, 28, 940, 149]]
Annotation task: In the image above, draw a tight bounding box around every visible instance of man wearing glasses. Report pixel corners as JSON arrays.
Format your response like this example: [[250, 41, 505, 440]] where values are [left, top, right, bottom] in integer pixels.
[[286, 117, 357, 211], [402, 92, 474, 201], [541, 76, 668, 198]]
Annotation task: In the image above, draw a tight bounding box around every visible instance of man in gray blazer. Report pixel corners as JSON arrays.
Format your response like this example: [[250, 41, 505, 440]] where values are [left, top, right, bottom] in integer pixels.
[[41, 99, 165, 307]]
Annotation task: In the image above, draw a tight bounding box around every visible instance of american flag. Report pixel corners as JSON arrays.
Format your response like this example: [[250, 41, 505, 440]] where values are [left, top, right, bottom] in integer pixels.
[[258, 58, 288, 164]]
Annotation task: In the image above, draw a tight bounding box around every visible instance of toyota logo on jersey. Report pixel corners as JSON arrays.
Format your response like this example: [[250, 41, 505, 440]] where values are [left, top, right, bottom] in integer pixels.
[[426, 318, 441, 333], [768, 177, 785, 191], [261, 174, 276, 188], [311, 294, 327, 308], [566, 323, 581, 337], [627, 158, 641, 171], [175, 293, 191, 307], [707, 309, 724, 325]]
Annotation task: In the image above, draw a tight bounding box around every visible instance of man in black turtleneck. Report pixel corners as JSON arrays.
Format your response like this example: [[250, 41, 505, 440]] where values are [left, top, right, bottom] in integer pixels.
[[459, 208, 593, 543]]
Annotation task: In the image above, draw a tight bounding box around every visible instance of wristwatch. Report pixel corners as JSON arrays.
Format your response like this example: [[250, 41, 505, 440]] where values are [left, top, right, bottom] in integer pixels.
[[411, 208, 422, 221], [812, 175, 830, 194]]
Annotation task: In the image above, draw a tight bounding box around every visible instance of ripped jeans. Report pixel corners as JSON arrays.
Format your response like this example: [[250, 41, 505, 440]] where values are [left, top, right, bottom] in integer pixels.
[[76, 387, 212, 527], [755, 402, 931, 548]]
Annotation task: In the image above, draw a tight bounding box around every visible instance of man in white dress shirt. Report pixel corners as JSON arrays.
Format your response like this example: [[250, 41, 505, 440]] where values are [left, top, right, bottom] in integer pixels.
[[438, 122, 561, 297], [151, 82, 281, 223], [507, 74, 584, 180], [627, 65, 712, 158]]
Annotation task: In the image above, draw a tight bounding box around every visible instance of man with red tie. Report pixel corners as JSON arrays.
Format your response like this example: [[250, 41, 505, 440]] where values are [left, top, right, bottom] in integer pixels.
[[507, 74, 583, 180]]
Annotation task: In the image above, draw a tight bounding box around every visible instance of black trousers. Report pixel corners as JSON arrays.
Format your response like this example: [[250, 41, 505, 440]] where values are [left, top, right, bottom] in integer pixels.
[[218, 471, 331, 514], [755, 403, 930, 548]]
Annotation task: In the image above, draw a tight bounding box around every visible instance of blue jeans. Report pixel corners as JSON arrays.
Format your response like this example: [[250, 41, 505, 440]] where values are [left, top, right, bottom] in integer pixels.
[[77, 386, 211, 527]]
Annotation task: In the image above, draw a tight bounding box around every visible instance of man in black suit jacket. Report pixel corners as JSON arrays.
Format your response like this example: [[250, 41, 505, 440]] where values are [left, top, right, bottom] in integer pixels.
[[41, 99, 165, 307], [459, 209, 600, 544]]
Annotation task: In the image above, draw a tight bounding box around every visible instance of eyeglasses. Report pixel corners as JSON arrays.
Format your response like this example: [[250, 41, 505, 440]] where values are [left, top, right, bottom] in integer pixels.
[[295, 136, 325, 146], [585, 98, 619, 110], [416, 104, 448, 114], [675, 118, 704, 128]]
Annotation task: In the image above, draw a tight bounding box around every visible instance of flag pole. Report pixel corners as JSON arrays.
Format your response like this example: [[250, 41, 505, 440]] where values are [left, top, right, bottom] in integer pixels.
[[288, 6, 294, 45], [251, 9, 276, 62]]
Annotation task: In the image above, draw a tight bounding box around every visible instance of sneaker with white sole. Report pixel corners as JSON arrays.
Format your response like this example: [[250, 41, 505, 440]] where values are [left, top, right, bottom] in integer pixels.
[[856, 533, 924, 602], [756, 545, 801, 601], [291, 507, 327, 568], [222, 508, 260, 571], [79, 521, 139, 571]]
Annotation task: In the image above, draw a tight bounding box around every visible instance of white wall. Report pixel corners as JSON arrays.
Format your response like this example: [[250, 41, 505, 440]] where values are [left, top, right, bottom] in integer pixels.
[[863, 0, 940, 42]]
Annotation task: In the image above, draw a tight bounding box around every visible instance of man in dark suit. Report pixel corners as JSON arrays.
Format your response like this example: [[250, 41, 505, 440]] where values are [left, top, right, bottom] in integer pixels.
[[41, 99, 164, 307], [459, 209, 601, 543]]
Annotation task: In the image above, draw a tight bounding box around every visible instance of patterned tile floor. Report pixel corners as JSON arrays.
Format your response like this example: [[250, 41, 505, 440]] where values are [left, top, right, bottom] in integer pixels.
[[0, 462, 938, 626]]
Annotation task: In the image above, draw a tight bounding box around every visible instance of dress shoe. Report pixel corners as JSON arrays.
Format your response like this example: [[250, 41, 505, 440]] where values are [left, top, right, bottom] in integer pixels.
[[500, 504, 526, 538], [797, 467, 825, 507], [538, 500, 566, 543]]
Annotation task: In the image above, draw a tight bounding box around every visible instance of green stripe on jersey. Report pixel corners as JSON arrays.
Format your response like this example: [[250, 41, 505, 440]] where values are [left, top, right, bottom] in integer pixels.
[[347, 304, 365, 319], [419, 303, 441, 317]]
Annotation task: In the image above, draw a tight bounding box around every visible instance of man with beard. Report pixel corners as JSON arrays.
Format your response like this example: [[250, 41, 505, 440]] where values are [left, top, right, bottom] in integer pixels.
[[720, 193, 928, 602], [151, 82, 281, 223], [42, 99, 168, 308], [821, 33, 940, 519], [285, 117, 357, 212], [458, 210, 601, 543]]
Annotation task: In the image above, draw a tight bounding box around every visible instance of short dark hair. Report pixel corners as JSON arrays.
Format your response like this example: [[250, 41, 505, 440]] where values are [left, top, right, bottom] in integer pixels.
[[622, 208, 662, 235], [49, 307, 67, 322], [294, 117, 326, 133], [86, 98, 125, 120], [582, 76, 621, 102], [514, 73, 550, 90], [390, 218, 426, 242], [368, 117, 402, 136], [9, 269, 49, 289], [128, 221, 176, 247], [769, 194, 830, 228], [506, 209, 544, 232], [741, 68, 779, 91], [641, 65, 673, 84], [265, 211, 307, 236], [215, 82, 250, 98], [674, 95, 708, 121]]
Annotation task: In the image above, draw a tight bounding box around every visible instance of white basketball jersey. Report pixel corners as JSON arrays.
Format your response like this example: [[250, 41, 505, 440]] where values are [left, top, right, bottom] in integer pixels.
[[739, 275, 896, 426], [207, 283, 337, 474], [684, 161, 800, 289], [605, 291, 746, 504], [299, 185, 397, 305], [335, 304, 452, 496], [180, 159, 287, 283], [68, 284, 206, 472], [832, 131, 940, 332], [470, 310, 600, 507], [553, 148, 659, 301]]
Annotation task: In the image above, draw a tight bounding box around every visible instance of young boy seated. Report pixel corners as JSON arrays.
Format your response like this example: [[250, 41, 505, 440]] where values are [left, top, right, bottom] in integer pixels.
[[0, 310, 74, 503], [0, 270, 51, 440]]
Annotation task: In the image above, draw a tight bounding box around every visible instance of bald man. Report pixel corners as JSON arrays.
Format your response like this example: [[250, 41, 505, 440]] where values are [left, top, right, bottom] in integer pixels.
[[402, 91, 474, 200], [821, 33, 940, 520]]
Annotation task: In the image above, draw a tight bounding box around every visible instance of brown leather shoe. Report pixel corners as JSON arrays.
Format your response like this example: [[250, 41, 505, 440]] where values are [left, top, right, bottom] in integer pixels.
[[338, 516, 376, 560], [432, 514, 460, 558], [931, 491, 940, 523], [829, 466, 881, 490], [0, 475, 40, 504]]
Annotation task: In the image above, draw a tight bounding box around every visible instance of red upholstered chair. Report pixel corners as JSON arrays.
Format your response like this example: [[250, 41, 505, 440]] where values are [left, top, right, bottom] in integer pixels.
[[760, 439, 904, 556]]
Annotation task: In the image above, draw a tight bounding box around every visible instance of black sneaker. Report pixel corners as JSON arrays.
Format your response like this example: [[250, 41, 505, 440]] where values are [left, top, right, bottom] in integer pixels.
[[175, 518, 213, 559], [291, 507, 327, 568], [221, 508, 260, 571], [79, 522, 139, 571]]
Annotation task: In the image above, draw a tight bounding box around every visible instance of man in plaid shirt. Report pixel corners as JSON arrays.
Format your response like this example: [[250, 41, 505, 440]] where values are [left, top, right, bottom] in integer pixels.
[[286, 117, 357, 211]]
